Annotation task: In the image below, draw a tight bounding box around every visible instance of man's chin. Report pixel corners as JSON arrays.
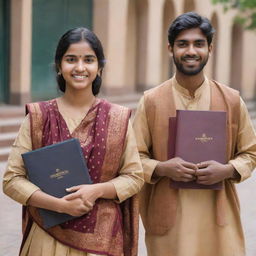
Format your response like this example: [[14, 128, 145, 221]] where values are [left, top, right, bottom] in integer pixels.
[[179, 68, 202, 76]]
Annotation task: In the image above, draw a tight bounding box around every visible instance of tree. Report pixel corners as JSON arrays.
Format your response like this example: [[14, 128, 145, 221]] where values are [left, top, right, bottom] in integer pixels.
[[212, 0, 256, 29]]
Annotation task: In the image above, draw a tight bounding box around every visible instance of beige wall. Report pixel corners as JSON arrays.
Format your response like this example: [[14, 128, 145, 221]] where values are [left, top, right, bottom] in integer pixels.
[[9, 0, 32, 104], [93, 0, 256, 101]]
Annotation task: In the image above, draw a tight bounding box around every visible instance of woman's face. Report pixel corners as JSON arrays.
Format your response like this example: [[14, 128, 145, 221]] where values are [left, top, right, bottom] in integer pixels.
[[59, 41, 99, 93]]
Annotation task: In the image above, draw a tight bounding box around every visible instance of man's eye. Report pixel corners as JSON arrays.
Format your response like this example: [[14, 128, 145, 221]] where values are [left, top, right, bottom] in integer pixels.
[[177, 42, 186, 47]]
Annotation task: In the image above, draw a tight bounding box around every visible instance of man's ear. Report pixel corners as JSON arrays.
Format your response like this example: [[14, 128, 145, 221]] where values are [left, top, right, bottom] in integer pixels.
[[208, 43, 213, 57], [168, 43, 173, 57]]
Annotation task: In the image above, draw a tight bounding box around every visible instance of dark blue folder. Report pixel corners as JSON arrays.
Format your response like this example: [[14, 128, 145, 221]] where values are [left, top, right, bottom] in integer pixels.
[[22, 138, 92, 229]]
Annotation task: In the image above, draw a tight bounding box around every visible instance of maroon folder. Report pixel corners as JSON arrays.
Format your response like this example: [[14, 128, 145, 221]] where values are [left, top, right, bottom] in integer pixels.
[[168, 110, 227, 189]]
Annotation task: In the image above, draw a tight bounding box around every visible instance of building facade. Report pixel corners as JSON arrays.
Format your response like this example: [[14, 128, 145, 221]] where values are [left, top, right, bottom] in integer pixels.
[[1, 0, 256, 105]]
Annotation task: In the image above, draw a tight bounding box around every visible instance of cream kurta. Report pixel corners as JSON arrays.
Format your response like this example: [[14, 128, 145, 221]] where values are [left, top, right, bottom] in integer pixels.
[[3, 112, 144, 256], [133, 77, 256, 256]]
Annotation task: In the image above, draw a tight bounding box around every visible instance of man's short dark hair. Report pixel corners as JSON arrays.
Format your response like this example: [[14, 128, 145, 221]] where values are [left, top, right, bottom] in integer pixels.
[[168, 12, 215, 47]]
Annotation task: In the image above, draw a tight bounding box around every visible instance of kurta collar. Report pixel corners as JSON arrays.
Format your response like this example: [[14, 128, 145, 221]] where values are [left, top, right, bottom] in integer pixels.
[[173, 75, 209, 99]]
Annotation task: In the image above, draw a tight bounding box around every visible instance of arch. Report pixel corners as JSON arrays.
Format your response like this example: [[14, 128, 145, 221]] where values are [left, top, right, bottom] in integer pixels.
[[125, 0, 148, 92], [162, 0, 175, 81], [183, 0, 196, 12], [31, 0, 93, 100], [230, 23, 243, 92], [210, 12, 218, 80]]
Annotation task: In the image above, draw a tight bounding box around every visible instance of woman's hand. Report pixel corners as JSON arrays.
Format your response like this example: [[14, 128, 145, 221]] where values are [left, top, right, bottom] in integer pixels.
[[63, 182, 117, 211], [63, 184, 103, 209], [59, 196, 93, 216]]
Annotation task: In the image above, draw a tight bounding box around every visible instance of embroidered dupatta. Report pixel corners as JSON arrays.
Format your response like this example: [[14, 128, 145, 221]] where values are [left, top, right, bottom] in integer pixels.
[[21, 98, 138, 256]]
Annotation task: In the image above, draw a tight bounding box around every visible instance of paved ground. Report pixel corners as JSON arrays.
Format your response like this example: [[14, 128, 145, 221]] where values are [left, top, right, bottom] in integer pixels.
[[1, 161, 256, 256]]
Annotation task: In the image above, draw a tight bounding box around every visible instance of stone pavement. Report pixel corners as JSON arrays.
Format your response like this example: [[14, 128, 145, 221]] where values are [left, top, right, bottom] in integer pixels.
[[1, 160, 256, 256]]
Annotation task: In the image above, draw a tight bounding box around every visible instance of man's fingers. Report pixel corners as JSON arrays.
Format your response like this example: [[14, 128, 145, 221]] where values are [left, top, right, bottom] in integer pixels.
[[182, 166, 197, 175], [195, 168, 209, 176], [183, 161, 198, 170], [196, 175, 208, 181], [197, 161, 212, 169]]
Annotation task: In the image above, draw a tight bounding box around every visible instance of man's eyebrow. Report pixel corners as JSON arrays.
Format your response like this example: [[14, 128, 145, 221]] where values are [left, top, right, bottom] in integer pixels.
[[175, 39, 206, 43], [64, 54, 96, 58]]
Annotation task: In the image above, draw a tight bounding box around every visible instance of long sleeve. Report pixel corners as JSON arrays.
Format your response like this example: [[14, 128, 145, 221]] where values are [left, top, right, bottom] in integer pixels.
[[132, 97, 160, 184], [229, 98, 256, 182], [110, 121, 144, 202], [2, 115, 40, 205]]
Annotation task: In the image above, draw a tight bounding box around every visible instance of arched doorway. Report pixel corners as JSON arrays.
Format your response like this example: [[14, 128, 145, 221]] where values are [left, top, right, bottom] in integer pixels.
[[0, 0, 10, 103], [210, 12, 218, 80], [162, 0, 175, 81], [31, 0, 93, 101], [126, 0, 148, 92], [183, 0, 196, 12], [230, 23, 243, 92]]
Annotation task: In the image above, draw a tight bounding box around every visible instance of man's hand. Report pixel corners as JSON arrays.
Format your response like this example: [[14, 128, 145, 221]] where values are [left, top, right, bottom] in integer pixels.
[[154, 157, 197, 182], [196, 161, 235, 185]]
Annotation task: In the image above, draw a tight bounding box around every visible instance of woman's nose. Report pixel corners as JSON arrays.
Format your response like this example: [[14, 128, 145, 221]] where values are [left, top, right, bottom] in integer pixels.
[[75, 60, 86, 72]]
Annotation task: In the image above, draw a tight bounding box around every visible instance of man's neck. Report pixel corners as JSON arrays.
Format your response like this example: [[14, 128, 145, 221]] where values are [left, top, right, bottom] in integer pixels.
[[175, 72, 205, 97]]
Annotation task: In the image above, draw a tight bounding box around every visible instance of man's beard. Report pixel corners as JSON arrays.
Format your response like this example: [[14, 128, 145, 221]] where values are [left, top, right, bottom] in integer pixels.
[[173, 55, 209, 76]]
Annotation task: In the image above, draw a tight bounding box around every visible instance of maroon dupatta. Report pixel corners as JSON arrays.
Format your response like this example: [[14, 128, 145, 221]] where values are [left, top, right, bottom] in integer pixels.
[[21, 98, 138, 256]]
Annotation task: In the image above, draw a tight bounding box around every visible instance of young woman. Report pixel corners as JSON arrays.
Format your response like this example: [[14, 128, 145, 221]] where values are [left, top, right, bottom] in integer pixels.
[[3, 27, 144, 256]]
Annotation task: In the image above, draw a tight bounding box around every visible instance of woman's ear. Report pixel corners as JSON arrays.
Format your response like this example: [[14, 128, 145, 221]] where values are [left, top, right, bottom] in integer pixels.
[[97, 68, 103, 77], [56, 64, 62, 75]]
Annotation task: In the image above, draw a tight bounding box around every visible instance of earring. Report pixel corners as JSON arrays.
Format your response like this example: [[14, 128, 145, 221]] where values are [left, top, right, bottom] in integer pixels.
[[57, 71, 61, 75]]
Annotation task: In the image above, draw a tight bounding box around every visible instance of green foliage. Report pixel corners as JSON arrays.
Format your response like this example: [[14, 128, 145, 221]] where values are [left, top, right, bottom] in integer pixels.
[[212, 0, 256, 29]]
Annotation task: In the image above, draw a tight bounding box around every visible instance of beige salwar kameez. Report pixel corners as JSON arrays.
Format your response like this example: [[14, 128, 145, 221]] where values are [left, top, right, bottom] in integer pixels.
[[3, 109, 144, 256], [133, 76, 256, 256]]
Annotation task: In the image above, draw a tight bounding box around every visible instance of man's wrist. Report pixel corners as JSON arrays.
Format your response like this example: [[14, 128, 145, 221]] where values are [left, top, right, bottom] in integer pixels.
[[154, 162, 165, 178], [225, 164, 240, 181]]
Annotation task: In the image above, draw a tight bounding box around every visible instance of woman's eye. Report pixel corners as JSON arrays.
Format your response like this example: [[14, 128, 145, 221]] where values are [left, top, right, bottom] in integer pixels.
[[85, 57, 94, 63], [66, 57, 76, 63]]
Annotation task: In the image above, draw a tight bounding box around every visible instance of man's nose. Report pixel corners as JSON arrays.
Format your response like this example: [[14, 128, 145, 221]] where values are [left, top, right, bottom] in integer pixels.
[[186, 44, 197, 55]]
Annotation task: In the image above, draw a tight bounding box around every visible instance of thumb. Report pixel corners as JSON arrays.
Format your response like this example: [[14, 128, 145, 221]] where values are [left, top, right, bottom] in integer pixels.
[[197, 161, 210, 168]]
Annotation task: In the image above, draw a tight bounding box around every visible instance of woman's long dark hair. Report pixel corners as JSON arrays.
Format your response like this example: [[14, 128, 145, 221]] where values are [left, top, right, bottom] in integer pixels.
[[55, 27, 105, 95]]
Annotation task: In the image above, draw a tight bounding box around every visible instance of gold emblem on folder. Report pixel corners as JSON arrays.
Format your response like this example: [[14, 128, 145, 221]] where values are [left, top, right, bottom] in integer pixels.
[[195, 133, 213, 143], [50, 168, 69, 179]]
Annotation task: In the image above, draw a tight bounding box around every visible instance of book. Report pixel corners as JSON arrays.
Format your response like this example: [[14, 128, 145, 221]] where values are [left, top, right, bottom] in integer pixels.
[[22, 138, 92, 228], [168, 110, 227, 189]]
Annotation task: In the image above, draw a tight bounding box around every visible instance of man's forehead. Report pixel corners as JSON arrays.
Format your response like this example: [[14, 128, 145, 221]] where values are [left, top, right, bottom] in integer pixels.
[[175, 28, 207, 42]]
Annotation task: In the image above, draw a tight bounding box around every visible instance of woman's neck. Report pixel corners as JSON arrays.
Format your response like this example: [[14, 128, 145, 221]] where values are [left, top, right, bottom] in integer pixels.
[[62, 88, 96, 108], [57, 88, 96, 119]]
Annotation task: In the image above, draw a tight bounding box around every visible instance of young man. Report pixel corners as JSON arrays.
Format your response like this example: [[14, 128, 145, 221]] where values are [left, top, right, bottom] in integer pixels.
[[133, 12, 256, 256]]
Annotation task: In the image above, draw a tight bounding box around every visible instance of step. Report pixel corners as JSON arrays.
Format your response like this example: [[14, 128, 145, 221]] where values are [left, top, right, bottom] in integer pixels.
[[0, 147, 11, 162], [103, 93, 142, 111], [0, 105, 24, 118], [0, 118, 23, 133], [0, 132, 17, 147]]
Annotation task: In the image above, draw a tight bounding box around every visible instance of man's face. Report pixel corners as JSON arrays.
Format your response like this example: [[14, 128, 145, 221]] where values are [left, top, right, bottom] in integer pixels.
[[169, 28, 212, 76]]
